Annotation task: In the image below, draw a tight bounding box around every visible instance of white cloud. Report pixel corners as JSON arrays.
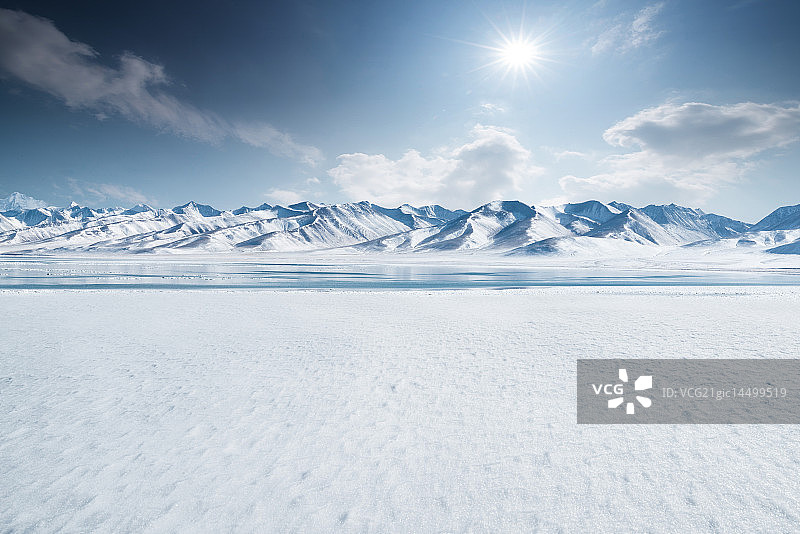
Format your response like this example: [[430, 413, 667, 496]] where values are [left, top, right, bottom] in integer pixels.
[[542, 147, 589, 161], [328, 125, 542, 208], [0, 9, 321, 164], [67, 178, 152, 205], [478, 102, 507, 115], [561, 101, 800, 200], [592, 2, 665, 55], [265, 188, 305, 205], [261, 176, 324, 206], [603, 101, 800, 158], [329, 150, 456, 206]]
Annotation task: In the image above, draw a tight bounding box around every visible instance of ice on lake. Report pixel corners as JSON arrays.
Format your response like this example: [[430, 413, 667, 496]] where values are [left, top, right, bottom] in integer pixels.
[[1, 252, 800, 289]]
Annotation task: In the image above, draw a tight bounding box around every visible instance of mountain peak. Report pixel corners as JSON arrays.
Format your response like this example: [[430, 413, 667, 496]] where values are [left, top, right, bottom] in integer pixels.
[[288, 201, 324, 212], [474, 200, 535, 216], [751, 203, 800, 231], [233, 202, 274, 215], [608, 201, 632, 212], [0, 192, 48, 212], [122, 203, 155, 215], [172, 201, 221, 217]]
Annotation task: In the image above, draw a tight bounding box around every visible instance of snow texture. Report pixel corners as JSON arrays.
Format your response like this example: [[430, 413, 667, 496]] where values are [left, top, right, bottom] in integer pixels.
[[2, 287, 800, 532]]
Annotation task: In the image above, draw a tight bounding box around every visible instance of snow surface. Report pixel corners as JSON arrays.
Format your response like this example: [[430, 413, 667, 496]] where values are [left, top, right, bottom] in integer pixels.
[[2, 287, 800, 532]]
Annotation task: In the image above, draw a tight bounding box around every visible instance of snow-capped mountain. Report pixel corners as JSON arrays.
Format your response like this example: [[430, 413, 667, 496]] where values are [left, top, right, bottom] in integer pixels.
[[411, 201, 538, 251], [232, 203, 272, 215], [750, 204, 800, 231], [0, 196, 466, 253], [172, 201, 222, 217], [0, 192, 48, 211], [550, 200, 623, 234], [0, 192, 798, 255], [355, 200, 551, 252], [576, 204, 749, 246], [584, 208, 683, 246], [640, 204, 750, 239], [733, 203, 800, 255], [235, 201, 454, 252]]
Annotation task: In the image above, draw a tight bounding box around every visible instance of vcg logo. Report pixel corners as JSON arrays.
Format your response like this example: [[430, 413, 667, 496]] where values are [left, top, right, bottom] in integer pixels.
[[591, 368, 653, 415]]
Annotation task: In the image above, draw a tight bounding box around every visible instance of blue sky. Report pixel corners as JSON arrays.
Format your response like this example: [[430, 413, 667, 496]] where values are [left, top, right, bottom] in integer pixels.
[[0, 0, 798, 221]]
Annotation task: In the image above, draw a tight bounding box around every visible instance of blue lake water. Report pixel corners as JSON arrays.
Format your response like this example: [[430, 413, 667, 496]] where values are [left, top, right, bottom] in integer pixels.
[[1, 254, 799, 289]]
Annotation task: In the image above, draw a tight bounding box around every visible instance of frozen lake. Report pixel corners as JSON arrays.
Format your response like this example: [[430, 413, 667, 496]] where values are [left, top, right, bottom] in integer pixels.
[[1, 253, 800, 289], [2, 286, 800, 531]]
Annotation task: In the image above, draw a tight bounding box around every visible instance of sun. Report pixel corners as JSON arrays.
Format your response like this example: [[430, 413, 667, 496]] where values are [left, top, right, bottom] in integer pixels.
[[498, 38, 540, 72], [440, 13, 555, 85], [450, 19, 553, 84]]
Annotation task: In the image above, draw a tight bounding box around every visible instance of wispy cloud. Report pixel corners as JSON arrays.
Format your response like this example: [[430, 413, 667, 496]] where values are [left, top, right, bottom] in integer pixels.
[[591, 2, 665, 55], [561, 101, 800, 200], [328, 125, 542, 208], [66, 178, 152, 205], [542, 147, 589, 161], [233, 124, 322, 167], [0, 8, 321, 165], [477, 102, 507, 116]]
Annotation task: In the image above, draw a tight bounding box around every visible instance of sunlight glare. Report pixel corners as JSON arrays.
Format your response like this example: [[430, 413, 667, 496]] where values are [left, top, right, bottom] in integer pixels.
[[499, 38, 539, 71], [442, 14, 555, 85]]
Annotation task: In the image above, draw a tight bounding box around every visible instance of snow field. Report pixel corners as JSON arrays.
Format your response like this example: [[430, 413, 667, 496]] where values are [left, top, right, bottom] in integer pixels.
[[1, 287, 799, 532]]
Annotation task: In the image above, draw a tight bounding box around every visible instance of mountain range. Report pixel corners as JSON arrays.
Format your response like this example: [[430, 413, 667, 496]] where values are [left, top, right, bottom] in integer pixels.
[[1, 192, 799, 255]]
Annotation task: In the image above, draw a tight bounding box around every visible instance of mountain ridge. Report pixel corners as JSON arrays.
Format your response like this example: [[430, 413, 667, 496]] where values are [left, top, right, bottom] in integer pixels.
[[1, 192, 798, 255]]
